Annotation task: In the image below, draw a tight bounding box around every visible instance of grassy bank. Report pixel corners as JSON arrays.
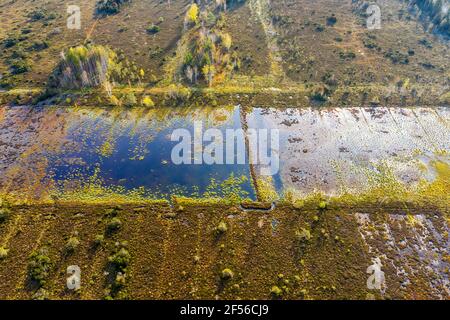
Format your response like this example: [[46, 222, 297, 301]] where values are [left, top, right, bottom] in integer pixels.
[[1, 81, 449, 108]]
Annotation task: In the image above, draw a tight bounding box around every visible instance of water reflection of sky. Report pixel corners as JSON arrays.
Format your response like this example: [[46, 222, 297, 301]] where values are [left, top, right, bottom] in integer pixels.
[[46, 105, 256, 198], [0, 105, 448, 200], [246, 107, 450, 195]]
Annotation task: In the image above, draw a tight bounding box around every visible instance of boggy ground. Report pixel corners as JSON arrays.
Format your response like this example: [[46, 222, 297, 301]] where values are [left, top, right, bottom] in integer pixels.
[[0, 197, 448, 300], [1, 0, 449, 107]]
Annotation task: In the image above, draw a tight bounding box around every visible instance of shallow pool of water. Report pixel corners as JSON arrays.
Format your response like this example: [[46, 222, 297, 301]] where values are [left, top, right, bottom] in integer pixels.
[[246, 106, 449, 195], [0, 105, 448, 200]]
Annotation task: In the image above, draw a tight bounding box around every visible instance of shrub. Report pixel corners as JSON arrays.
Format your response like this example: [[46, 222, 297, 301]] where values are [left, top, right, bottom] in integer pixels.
[[29, 40, 49, 51], [10, 48, 28, 62], [216, 221, 228, 234], [295, 228, 312, 242], [315, 24, 325, 32], [0, 208, 11, 223], [3, 36, 19, 48], [32, 288, 50, 300], [104, 207, 121, 218], [384, 49, 409, 65], [293, 199, 305, 209], [0, 77, 15, 89], [309, 84, 330, 102], [420, 62, 435, 70], [28, 248, 52, 286], [107, 217, 122, 233], [0, 247, 9, 260], [221, 268, 234, 280], [94, 234, 105, 246], [322, 72, 338, 86], [109, 248, 131, 271], [270, 285, 283, 297], [65, 236, 80, 254], [326, 15, 337, 26], [141, 96, 155, 107], [146, 24, 160, 34], [185, 3, 199, 25], [318, 201, 328, 210], [21, 27, 32, 34], [48, 44, 137, 91], [10, 59, 31, 74], [339, 50, 356, 60], [27, 9, 47, 21], [418, 38, 433, 49], [110, 95, 121, 106], [220, 33, 232, 50], [96, 0, 131, 16], [166, 84, 192, 103], [114, 272, 127, 288], [363, 36, 379, 50], [181, 27, 238, 86], [122, 92, 137, 107]]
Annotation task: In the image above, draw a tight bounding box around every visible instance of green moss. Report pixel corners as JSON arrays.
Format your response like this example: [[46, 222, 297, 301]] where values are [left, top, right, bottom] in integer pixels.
[[122, 92, 137, 107], [10, 59, 31, 75], [107, 217, 122, 233], [292, 199, 305, 209], [114, 272, 127, 289], [28, 248, 52, 287], [94, 234, 105, 246], [295, 228, 312, 242], [0, 207, 11, 223], [99, 141, 114, 157], [270, 285, 283, 297], [65, 236, 80, 254], [32, 288, 50, 300], [221, 268, 234, 280], [104, 207, 121, 217], [141, 96, 155, 107], [318, 201, 328, 210], [216, 221, 228, 234], [109, 248, 131, 272], [203, 173, 252, 204], [0, 247, 9, 260], [256, 176, 278, 202], [106, 242, 131, 299], [146, 24, 161, 34]]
